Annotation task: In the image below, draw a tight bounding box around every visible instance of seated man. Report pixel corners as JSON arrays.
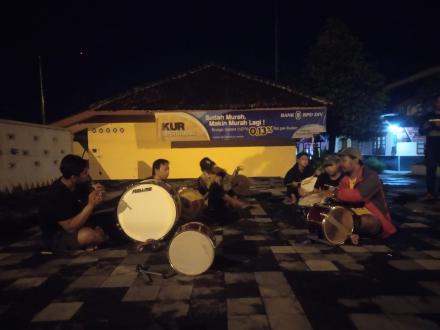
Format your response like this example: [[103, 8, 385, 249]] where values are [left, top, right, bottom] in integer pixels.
[[197, 157, 243, 195], [314, 155, 344, 195], [39, 154, 108, 252], [336, 148, 397, 245], [145, 159, 170, 181], [206, 170, 250, 224], [283, 152, 315, 205]]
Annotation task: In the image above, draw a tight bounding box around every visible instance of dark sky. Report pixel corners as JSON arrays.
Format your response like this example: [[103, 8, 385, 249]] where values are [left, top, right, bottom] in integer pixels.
[[1, 0, 439, 123]]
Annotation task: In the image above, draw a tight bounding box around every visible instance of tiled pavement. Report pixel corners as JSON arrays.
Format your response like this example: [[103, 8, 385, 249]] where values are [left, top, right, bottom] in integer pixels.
[[1, 173, 440, 329]]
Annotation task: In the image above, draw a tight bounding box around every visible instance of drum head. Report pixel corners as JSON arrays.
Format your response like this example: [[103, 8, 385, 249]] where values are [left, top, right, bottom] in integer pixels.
[[117, 182, 177, 242], [298, 193, 324, 207], [322, 207, 354, 245], [168, 231, 215, 276], [231, 175, 251, 196]]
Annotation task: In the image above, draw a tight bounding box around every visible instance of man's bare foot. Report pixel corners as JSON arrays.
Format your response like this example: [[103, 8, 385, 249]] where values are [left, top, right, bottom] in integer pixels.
[[350, 234, 360, 245]]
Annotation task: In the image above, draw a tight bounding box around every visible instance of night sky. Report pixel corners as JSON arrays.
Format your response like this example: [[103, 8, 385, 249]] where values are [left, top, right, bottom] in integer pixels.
[[1, 0, 439, 123]]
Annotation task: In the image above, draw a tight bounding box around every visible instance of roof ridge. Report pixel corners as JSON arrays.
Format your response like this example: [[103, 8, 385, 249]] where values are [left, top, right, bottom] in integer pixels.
[[89, 63, 329, 110]]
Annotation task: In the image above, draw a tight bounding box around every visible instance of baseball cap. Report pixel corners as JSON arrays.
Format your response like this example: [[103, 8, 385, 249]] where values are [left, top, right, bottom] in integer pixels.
[[323, 155, 340, 166], [200, 157, 216, 171], [338, 148, 363, 160]]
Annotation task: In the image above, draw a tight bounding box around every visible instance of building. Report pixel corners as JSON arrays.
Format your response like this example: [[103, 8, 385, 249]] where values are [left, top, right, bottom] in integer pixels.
[[353, 66, 440, 171], [52, 64, 328, 179]]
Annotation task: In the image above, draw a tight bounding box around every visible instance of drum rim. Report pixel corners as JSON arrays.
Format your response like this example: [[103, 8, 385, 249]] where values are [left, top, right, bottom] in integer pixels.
[[321, 206, 354, 245], [116, 181, 178, 242], [167, 223, 216, 276], [306, 203, 331, 223]]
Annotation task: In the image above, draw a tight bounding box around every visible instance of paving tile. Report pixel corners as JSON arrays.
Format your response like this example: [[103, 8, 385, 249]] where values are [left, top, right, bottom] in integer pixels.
[[340, 245, 370, 253], [364, 245, 393, 253], [151, 301, 189, 318], [325, 253, 356, 263], [255, 271, 293, 297], [188, 298, 226, 319], [250, 206, 267, 216], [191, 285, 224, 298], [227, 297, 265, 316], [372, 296, 420, 314], [289, 243, 321, 254], [404, 296, 440, 313], [304, 259, 339, 271], [32, 302, 83, 322], [249, 217, 273, 223], [223, 228, 242, 235], [228, 315, 270, 330], [65, 275, 108, 291], [388, 259, 425, 271], [424, 250, 440, 259], [98, 249, 128, 258], [100, 273, 137, 288], [388, 315, 440, 330], [110, 264, 138, 276], [419, 281, 440, 295], [338, 298, 371, 308], [7, 277, 48, 290], [157, 285, 193, 300], [270, 246, 296, 254], [414, 259, 440, 270], [267, 314, 313, 330], [349, 313, 398, 330], [278, 261, 309, 272], [263, 296, 304, 315], [244, 235, 267, 241], [401, 222, 429, 228], [339, 262, 366, 271], [281, 229, 309, 235], [122, 285, 160, 302], [69, 256, 99, 265], [0, 253, 12, 261], [224, 272, 256, 284]]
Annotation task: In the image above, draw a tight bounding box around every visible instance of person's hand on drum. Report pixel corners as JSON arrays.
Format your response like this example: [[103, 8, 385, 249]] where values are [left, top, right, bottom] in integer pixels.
[[88, 189, 104, 207], [92, 183, 106, 198]]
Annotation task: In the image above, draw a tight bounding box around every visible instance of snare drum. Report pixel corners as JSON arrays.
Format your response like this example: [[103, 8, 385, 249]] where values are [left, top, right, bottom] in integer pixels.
[[116, 179, 181, 242], [298, 192, 325, 208], [178, 187, 205, 220], [306, 204, 354, 245], [168, 222, 216, 276]]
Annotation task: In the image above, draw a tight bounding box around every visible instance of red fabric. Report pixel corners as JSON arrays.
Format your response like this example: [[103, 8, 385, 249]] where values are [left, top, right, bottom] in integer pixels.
[[337, 168, 396, 238]]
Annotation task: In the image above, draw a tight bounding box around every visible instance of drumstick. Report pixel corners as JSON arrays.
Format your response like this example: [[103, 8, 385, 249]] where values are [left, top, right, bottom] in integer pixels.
[[323, 214, 352, 236]]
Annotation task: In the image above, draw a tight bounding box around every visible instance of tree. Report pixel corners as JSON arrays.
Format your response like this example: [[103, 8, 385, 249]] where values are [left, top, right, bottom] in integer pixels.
[[304, 19, 387, 152]]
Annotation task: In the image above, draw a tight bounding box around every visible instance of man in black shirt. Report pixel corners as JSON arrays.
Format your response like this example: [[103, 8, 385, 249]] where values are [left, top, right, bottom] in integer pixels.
[[314, 155, 343, 194], [283, 152, 315, 204], [39, 155, 107, 251], [419, 95, 440, 200]]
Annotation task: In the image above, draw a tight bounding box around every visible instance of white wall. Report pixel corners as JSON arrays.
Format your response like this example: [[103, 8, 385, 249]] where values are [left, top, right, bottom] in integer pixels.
[[0, 120, 72, 192]]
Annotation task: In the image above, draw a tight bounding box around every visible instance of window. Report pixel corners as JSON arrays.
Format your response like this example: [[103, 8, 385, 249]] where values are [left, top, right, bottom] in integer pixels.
[[373, 136, 386, 155]]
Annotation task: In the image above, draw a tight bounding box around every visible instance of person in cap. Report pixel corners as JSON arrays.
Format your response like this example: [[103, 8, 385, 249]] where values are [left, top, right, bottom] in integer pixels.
[[197, 157, 250, 224], [336, 148, 396, 245], [283, 152, 316, 205], [313, 155, 344, 195]]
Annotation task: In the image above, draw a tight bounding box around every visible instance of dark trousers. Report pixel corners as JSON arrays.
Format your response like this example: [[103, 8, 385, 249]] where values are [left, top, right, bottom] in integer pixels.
[[426, 146, 440, 196]]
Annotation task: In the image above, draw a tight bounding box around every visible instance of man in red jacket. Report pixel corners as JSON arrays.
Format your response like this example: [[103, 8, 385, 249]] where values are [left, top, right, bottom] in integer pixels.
[[337, 148, 397, 245]]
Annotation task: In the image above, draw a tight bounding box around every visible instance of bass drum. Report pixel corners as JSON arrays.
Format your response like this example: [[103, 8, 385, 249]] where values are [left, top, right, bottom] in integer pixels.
[[116, 179, 181, 242], [178, 187, 206, 220], [306, 204, 354, 245], [168, 222, 216, 276]]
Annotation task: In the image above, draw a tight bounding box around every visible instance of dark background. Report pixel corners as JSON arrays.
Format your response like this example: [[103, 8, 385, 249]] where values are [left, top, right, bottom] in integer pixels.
[[1, 0, 439, 123]]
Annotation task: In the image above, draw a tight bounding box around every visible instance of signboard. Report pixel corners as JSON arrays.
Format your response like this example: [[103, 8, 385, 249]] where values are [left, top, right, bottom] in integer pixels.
[[156, 109, 326, 142]]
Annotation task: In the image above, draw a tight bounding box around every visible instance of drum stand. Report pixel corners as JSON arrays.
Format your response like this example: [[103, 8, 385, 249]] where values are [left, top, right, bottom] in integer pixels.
[[136, 263, 176, 285]]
